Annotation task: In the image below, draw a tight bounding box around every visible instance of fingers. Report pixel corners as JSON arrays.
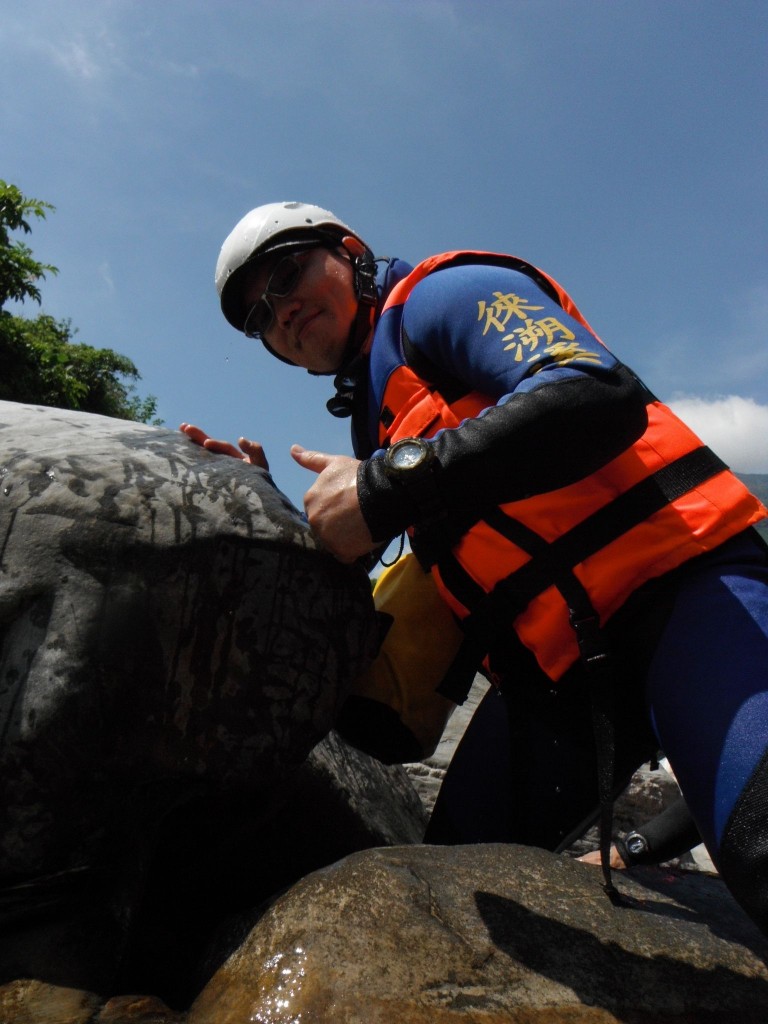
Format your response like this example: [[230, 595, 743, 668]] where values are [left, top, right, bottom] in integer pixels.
[[180, 424, 268, 466], [288, 449, 371, 562], [203, 438, 246, 459], [577, 846, 627, 870], [238, 437, 270, 471], [290, 444, 335, 474], [179, 423, 210, 446]]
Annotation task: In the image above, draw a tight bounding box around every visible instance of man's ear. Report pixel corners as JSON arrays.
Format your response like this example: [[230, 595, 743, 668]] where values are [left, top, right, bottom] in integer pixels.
[[341, 235, 366, 258]]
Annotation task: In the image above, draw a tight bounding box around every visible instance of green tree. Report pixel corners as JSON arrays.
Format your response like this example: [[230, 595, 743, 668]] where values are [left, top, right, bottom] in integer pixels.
[[0, 180, 160, 423], [0, 181, 57, 306]]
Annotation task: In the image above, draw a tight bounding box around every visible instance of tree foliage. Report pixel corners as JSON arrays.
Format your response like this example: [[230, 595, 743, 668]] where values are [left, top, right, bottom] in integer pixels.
[[0, 180, 57, 307], [0, 180, 160, 423]]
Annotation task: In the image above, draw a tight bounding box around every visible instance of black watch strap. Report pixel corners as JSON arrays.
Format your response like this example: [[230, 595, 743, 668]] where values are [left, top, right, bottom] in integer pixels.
[[384, 439, 446, 527]]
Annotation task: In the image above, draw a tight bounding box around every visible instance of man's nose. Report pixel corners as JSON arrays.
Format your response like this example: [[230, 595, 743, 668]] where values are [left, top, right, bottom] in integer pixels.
[[272, 293, 302, 330]]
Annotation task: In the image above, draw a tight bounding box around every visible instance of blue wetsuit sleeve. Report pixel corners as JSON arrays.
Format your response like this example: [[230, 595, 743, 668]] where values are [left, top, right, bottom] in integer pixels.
[[358, 263, 649, 543], [401, 263, 618, 399]]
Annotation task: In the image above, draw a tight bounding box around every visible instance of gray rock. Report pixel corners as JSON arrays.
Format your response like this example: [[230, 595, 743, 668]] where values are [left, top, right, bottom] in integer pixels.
[[305, 729, 428, 848], [0, 981, 186, 1023], [189, 843, 768, 1023], [0, 402, 378, 987]]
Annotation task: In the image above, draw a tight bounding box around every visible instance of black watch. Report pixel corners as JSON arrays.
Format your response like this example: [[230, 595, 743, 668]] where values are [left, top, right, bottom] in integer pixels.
[[383, 437, 435, 479], [382, 437, 444, 526], [623, 831, 650, 861]]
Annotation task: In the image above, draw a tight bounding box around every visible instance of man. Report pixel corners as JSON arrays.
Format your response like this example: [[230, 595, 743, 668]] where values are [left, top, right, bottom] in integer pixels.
[[184, 201, 768, 932]]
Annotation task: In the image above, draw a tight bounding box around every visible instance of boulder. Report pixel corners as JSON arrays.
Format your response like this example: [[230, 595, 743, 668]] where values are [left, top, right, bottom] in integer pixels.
[[4, 843, 765, 1022], [0, 402, 378, 989], [190, 844, 768, 1023]]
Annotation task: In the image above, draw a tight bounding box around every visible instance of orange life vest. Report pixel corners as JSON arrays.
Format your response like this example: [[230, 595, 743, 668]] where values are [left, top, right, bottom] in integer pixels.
[[375, 251, 767, 681]]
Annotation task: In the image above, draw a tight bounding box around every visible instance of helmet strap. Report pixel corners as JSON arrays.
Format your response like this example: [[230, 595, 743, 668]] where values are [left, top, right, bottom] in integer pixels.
[[344, 246, 378, 355], [323, 248, 384, 418], [309, 243, 377, 380]]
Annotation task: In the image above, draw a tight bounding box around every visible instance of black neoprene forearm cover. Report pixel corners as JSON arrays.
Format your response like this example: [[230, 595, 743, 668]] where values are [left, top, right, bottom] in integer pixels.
[[622, 796, 702, 865], [358, 365, 649, 544]]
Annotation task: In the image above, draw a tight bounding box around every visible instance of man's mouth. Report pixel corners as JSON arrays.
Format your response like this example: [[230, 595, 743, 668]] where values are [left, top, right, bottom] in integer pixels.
[[296, 310, 321, 343]]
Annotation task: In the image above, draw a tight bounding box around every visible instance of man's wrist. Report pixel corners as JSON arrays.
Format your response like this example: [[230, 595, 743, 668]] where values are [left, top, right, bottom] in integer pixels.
[[383, 438, 446, 526], [357, 438, 447, 547], [357, 455, 416, 543]]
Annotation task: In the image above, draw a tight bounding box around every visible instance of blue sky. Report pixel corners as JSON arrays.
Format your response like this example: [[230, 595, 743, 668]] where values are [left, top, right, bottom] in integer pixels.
[[2, 0, 766, 512]]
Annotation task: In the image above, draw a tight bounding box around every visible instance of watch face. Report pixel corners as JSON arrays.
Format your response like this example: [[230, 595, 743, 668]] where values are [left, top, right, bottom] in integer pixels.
[[389, 440, 427, 471], [626, 834, 647, 856]]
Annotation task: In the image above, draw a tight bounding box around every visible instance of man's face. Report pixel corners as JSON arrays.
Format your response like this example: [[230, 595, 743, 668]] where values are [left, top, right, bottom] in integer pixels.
[[242, 247, 358, 373]]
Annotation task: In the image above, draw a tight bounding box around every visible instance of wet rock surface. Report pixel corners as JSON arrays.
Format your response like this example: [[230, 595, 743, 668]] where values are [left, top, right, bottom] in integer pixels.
[[115, 730, 426, 1006], [189, 844, 768, 1024], [5, 843, 764, 1022]]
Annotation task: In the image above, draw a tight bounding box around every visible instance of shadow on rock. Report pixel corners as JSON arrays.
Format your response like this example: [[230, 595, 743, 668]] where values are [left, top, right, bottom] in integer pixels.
[[476, 883, 768, 1022]]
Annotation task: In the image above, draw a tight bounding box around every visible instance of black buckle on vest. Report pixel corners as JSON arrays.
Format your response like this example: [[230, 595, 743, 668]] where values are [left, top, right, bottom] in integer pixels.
[[569, 610, 612, 673]]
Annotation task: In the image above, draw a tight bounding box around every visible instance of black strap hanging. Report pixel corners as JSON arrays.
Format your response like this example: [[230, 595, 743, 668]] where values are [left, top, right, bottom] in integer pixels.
[[570, 610, 629, 905]]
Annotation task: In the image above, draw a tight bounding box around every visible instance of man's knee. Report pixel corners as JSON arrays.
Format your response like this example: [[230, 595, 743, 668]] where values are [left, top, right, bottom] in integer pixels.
[[718, 748, 768, 938]]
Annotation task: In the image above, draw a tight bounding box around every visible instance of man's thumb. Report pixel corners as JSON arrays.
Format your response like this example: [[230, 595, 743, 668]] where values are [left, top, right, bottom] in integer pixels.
[[290, 444, 332, 474]]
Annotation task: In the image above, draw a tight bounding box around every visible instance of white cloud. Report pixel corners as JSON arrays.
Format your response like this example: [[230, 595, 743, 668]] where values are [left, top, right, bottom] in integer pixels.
[[99, 262, 115, 293], [48, 37, 102, 80], [669, 395, 768, 474]]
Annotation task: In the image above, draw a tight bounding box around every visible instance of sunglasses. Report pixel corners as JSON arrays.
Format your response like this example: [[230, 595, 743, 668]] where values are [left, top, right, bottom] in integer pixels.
[[243, 253, 308, 339]]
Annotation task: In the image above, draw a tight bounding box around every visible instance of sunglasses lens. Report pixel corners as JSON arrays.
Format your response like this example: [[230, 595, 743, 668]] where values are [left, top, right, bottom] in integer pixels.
[[243, 253, 307, 338], [267, 256, 302, 297], [244, 299, 272, 338]]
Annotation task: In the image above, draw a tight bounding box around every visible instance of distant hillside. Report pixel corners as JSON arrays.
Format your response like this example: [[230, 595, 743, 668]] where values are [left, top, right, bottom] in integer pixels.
[[737, 473, 768, 540]]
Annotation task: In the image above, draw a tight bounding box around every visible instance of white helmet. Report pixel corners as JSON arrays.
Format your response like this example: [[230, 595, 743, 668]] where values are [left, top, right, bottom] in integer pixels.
[[215, 201, 371, 332]]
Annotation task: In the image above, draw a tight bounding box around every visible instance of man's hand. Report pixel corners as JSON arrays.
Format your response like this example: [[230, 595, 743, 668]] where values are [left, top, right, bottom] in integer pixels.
[[291, 444, 376, 563], [578, 846, 628, 870], [180, 423, 269, 471]]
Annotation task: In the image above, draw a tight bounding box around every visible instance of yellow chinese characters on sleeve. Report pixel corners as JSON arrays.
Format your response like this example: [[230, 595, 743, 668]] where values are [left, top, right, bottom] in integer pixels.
[[477, 291, 604, 367]]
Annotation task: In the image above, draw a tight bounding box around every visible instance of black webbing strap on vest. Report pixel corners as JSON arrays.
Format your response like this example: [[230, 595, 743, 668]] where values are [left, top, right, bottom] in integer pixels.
[[569, 609, 627, 902], [435, 631, 488, 705], [433, 446, 726, 649]]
